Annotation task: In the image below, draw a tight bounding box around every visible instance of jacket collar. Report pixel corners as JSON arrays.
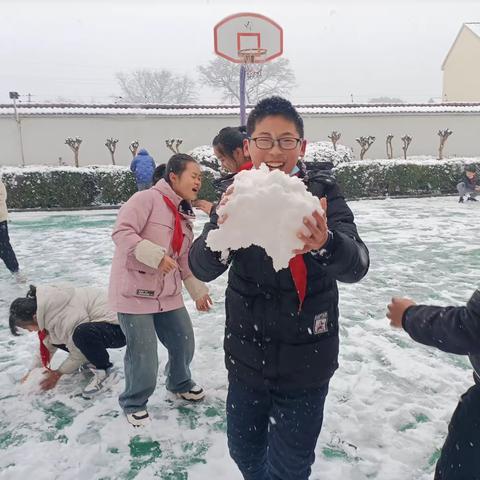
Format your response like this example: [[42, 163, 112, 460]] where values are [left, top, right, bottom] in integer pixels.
[[152, 179, 195, 220]]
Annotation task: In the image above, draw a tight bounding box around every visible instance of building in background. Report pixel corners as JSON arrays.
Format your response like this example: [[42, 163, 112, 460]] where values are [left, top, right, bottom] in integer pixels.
[[442, 23, 480, 102]]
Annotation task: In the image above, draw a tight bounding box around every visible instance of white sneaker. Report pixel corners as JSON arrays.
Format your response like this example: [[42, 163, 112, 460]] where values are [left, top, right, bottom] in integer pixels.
[[12, 270, 27, 284], [81, 367, 117, 399], [126, 410, 150, 427], [176, 385, 205, 402]]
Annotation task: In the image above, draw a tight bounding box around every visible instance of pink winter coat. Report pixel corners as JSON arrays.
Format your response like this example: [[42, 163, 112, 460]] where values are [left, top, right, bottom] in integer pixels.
[[108, 179, 202, 314]]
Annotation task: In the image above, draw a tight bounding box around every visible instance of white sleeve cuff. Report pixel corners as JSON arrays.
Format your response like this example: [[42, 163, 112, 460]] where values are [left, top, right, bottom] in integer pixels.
[[183, 275, 209, 301], [134, 239, 166, 269]]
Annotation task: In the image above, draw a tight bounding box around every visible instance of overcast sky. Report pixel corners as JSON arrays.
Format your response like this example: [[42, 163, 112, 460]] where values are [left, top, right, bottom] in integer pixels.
[[1, 0, 479, 104]]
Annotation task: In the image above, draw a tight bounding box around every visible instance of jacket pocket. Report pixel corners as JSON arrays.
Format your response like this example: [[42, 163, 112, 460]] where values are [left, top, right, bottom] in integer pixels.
[[161, 268, 182, 297], [121, 255, 161, 299]]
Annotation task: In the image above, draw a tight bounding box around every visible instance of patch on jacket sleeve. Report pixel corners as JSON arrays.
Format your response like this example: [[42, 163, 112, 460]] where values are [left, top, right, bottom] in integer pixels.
[[313, 312, 329, 335], [136, 289, 155, 297]]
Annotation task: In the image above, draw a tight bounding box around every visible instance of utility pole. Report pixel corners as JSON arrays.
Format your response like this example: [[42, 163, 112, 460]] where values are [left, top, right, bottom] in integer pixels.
[[9, 91, 25, 166]]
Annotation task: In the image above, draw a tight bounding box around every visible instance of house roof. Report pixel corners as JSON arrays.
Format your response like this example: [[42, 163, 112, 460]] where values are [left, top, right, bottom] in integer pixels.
[[466, 22, 480, 37], [442, 22, 480, 70], [2, 102, 480, 117]]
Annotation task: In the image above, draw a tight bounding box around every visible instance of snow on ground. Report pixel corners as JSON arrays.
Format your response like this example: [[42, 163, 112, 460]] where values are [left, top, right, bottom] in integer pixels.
[[0, 197, 478, 480]]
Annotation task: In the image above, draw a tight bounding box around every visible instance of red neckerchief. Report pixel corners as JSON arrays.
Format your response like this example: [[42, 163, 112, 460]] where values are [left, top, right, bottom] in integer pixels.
[[162, 195, 183, 255], [289, 168, 307, 311], [241, 162, 307, 311], [237, 161, 253, 172], [38, 329, 51, 369]]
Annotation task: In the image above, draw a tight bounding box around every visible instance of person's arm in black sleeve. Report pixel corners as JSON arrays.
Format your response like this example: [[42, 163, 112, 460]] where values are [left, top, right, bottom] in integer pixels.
[[402, 289, 480, 355], [188, 205, 231, 282], [309, 184, 369, 283]]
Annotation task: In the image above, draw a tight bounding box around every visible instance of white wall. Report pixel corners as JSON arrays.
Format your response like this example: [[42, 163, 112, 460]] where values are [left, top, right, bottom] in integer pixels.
[[1, 112, 480, 167]]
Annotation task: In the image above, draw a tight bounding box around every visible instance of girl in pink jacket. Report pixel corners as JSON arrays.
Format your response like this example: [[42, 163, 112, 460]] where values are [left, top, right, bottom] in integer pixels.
[[109, 153, 212, 427]]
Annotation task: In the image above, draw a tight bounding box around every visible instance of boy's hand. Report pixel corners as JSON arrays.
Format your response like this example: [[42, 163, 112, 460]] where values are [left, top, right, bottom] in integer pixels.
[[195, 294, 213, 312], [159, 255, 178, 274], [387, 297, 416, 328], [40, 370, 63, 391], [293, 198, 329, 255], [193, 200, 214, 215]]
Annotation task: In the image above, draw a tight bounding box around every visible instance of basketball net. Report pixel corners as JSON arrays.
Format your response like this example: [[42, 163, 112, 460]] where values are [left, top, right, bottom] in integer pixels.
[[238, 48, 267, 79]]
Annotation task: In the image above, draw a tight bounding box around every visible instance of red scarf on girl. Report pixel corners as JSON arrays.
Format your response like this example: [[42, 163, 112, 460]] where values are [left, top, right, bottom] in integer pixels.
[[162, 195, 184, 255], [38, 329, 51, 369]]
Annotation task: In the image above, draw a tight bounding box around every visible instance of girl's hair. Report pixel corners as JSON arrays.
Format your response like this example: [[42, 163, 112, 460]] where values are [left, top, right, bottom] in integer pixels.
[[212, 126, 247, 157], [152, 154, 197, 185], [9, 285, 38, 336]]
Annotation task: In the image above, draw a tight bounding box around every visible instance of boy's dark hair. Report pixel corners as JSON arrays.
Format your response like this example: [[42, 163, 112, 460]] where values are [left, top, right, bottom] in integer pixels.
[[465, 164, 477, 173], [152, 153, 197, 185], [9, 285, 38, 336], [212, 126, 247, 157], [246, 96, 304, 138]]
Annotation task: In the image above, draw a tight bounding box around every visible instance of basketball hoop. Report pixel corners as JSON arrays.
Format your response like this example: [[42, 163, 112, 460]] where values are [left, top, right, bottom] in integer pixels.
[[238, 48, 267, 78]]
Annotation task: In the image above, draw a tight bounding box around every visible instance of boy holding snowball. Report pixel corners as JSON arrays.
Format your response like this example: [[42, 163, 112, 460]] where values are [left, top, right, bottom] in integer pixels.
[[189, 96, 369, 480]]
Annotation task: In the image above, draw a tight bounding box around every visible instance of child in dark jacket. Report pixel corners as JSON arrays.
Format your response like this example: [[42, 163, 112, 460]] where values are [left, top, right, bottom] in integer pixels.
[[387, 290, 480, 480], [457, 164, 479, 203], [189, 96, 369, 480]]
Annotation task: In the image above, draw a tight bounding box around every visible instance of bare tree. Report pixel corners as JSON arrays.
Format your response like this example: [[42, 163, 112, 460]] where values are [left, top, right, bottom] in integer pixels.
[[129, 140, 139, 158], [356, 136, 375, 160], [328, 131, 341, 151], [438, 129, 453, 159], [386, 134, 394, 159], [116, 69, 197, 103], [198, 57, 296, 104], [401, 135, 412, 160], [165, 138, 183, 154], [105, 137, 119, 165], [65, 137, 82, 167]]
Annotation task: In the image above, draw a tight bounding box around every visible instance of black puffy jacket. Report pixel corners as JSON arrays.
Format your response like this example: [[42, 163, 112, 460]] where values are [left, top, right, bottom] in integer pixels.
[[189, 168, 370, 390], [403, 288, 480, 382]]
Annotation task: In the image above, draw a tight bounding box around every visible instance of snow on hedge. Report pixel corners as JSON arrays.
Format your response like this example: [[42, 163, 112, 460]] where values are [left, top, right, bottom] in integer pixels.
[[305, 141, 354, 165]]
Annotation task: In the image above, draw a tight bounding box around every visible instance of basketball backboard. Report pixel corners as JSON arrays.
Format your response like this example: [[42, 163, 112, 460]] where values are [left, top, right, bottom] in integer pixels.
[[214, 12, 283, 64]]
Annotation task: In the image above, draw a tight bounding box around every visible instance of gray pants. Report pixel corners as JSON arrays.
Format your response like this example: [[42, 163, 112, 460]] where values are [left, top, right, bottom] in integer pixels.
[[457, 182, 478, 198], [136, 182, 152, 191], [118, 307, 196, 414]]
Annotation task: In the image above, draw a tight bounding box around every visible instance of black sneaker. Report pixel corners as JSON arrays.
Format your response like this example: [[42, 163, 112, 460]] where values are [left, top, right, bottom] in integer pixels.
[[459, 196, 464, 203], [467, 196, 478, 202]]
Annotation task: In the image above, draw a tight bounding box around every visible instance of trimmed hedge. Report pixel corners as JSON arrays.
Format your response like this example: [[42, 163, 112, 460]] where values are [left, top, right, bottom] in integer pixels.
[[334, 159, 478, 198], [0, 159, 478, 209]]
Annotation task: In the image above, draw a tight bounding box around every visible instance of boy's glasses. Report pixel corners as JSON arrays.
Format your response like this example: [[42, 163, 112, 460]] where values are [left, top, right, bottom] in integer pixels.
[[249, 137, 302, 150]]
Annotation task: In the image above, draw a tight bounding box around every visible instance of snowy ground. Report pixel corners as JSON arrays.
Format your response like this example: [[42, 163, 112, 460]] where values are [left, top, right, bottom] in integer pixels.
[[0, 197, 478, 480]]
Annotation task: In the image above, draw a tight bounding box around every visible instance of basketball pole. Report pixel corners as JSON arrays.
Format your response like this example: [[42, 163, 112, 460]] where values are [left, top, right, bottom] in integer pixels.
[[239, 64, 247, 126]]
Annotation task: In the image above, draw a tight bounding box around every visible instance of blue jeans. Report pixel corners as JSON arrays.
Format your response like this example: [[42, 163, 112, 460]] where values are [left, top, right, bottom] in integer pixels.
[[227, 376, 329, 480], [118, 307, 196, 414]]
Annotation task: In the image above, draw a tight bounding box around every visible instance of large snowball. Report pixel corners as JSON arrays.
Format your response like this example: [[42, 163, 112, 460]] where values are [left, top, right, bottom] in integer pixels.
[[206, 165, 322, 271]]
